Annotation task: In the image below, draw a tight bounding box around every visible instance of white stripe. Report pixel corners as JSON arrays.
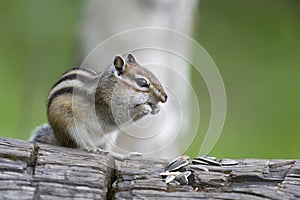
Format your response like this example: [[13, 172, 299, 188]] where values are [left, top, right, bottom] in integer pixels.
[[152, 85, 162, 99], [48, 79, 84, 98], [81, 67, 98, 75], [62, 69, 97, 79]]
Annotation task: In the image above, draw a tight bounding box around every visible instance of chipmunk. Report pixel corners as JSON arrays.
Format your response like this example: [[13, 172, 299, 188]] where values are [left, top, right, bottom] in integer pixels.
[[29, 53, 167, 160]]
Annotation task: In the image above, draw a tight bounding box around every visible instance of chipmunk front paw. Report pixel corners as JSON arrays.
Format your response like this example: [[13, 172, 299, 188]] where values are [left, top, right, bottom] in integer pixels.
[[150, 104, 160, 114]]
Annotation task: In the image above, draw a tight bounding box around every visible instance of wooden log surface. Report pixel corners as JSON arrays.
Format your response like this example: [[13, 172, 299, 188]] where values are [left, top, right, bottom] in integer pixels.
[[0, 137, 299, 199]]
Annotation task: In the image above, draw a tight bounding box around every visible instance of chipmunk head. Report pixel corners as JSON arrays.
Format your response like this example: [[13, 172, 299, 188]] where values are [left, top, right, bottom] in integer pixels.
[[109, 53, 167, 125]]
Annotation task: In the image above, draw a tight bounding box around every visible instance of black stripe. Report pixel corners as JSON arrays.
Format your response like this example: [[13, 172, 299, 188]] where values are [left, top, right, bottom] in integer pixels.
[[47, 87, 73, 109], [47, 67, 98, 110], [51, 70, 96, 90], [51, 73, 77, 90]]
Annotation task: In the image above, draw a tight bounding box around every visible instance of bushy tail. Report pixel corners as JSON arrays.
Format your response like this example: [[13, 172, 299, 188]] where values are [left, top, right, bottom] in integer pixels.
[[29, 123, 57, 145]]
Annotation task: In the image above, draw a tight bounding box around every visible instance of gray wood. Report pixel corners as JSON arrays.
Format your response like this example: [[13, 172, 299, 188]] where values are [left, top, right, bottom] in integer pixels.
[[0, 137, 299, 200], [0, 137, 113, 199]]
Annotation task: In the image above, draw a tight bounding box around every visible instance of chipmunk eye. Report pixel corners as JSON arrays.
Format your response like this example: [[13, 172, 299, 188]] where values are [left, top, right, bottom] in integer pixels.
[[136, 78, 149, 88]]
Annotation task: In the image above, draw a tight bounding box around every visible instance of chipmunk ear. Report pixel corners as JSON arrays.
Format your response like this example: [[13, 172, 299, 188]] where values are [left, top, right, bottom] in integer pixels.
[[113, 55, 126, 75], [127, 53, 137, 63]]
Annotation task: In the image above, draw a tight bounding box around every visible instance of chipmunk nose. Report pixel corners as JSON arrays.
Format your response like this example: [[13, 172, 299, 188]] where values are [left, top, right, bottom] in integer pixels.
[[160, 94, 167, 103]]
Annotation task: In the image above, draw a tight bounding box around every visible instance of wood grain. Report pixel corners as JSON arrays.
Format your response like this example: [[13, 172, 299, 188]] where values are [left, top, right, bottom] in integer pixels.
[[0, 137, 299, 199]]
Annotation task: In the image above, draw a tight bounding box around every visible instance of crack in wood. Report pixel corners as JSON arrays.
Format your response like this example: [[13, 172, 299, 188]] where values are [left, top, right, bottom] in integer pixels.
[[106, 161, 118, 200], [27, 143, 40, 176]]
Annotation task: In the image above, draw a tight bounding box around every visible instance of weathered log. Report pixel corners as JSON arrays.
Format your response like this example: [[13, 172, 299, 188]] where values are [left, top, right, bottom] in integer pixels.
[[0, 137, 299, 199]]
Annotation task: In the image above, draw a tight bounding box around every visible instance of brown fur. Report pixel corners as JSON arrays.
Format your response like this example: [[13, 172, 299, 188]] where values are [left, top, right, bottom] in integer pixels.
[[30, 54, 167, 150]]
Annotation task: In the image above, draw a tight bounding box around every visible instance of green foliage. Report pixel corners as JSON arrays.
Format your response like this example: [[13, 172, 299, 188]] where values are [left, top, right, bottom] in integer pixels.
[[187, 0, 300, 159], [0, 0, 82, 139]]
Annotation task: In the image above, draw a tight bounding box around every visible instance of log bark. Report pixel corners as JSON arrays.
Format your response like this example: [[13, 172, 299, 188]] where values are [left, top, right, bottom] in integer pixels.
[[0, 137, 299, 199]]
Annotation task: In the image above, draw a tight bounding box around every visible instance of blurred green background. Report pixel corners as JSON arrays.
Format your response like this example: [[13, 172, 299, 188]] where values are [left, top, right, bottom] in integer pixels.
[[0, 0, 299, 159]]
